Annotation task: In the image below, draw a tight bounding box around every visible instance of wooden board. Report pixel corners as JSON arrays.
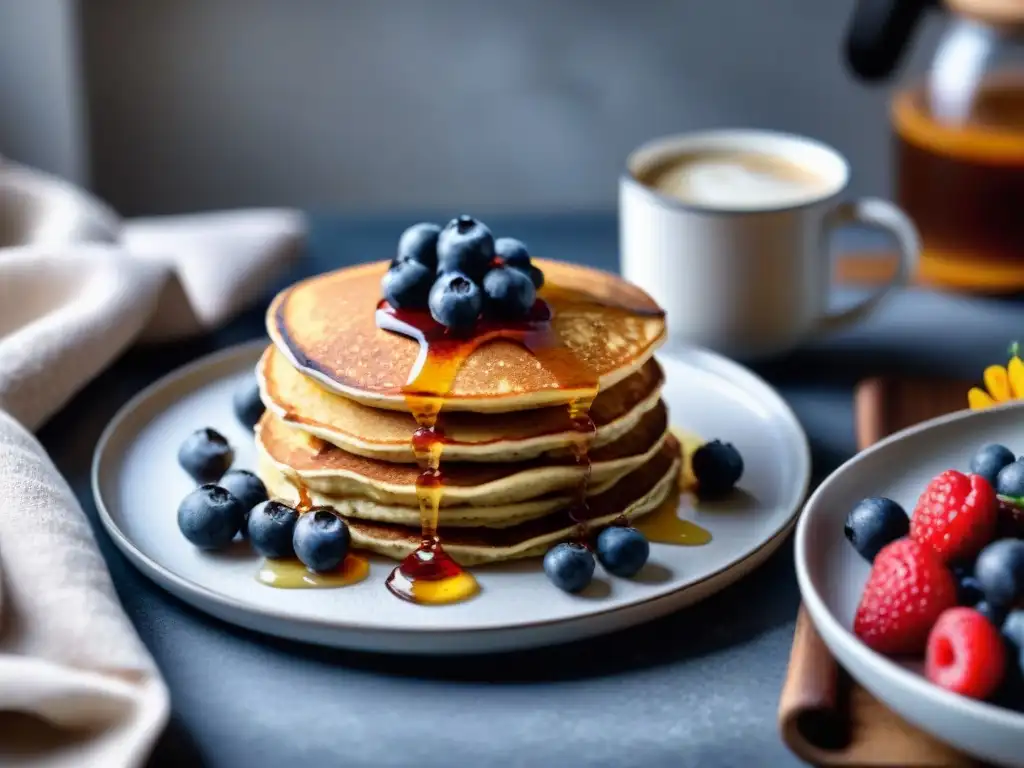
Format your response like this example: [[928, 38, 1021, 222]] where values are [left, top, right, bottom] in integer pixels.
[[778, 376, 991, 767]]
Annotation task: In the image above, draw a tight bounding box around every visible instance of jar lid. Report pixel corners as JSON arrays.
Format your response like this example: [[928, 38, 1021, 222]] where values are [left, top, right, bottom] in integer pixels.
[[947, 0, 1024, 28]]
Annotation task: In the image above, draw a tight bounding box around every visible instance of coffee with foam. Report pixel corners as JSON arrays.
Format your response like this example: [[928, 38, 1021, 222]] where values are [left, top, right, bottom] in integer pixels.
[[641, 151, 833, 209]]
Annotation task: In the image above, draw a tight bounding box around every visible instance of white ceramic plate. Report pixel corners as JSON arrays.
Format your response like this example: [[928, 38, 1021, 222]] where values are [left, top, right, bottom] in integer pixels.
[[796, 402, 1024, 768], [93, 340, 810, 654]]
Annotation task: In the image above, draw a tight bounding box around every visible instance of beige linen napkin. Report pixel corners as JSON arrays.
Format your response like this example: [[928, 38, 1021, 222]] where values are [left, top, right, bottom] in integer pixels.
[[0, 160, 305, 766]]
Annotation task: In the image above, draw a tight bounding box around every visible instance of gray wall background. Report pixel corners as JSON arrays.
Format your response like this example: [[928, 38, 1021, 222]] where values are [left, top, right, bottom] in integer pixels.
[[2, 0, 945, 216]]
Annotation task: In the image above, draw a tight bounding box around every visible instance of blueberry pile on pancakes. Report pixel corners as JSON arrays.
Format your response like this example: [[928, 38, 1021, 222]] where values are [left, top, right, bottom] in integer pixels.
[[254, 217, 678, 583]]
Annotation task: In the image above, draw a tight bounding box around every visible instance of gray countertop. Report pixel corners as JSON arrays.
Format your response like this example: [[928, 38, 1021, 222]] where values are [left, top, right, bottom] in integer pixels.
[[39, 214, 1024, 768]]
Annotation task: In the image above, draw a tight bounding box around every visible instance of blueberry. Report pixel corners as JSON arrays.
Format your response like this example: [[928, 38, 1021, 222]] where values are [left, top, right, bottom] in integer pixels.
[[843, 497, 909, 563], [177, 484, 246, 550], [177, 428, 233, 484], [218, 469, 268, 515], [232, 376, 264, 430], [996, 459, 1024, 497], [956, 574, 985, 606], [428, 271, 482, 331], [691, 439, 743, 498], [293, 507, 350, 572], [595, 526, 650, 578], [396, 222, 441, 271], [975, 538, 1024, 607], [543, 542, 596, 593], [523, 264, 545, 290], [382, 258, 433, 310], [971, 443, 1016, 486], [1003, 609, 1024, 649], [248, 500, 299, 559], [436, 215, 494, 281], [976, 600, 1008, 628], [495, 237, 531, 270], [482, 266, 536, 320]]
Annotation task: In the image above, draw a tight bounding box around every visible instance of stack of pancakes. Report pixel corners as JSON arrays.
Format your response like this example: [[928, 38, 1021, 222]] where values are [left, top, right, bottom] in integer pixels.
[[255, 260, 679, 566]]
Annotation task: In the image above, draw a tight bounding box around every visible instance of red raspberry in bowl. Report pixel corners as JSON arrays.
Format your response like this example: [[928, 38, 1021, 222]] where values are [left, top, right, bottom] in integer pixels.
[[910, 470, 998, 563], [925, 607, 1006, 700], [854, 538, 958, 656]]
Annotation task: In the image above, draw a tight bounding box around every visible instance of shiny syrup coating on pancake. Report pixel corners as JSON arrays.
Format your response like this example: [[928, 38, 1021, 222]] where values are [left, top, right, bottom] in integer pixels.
[[378, 296, 608, 604]]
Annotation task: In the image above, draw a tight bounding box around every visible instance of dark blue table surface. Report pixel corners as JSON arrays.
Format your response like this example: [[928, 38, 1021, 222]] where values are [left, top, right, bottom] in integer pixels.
[[40, 214, 1024, 768]]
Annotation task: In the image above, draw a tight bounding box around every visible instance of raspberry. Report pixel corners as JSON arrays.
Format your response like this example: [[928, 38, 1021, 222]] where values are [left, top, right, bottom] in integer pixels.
[[910, 470, 998, 563], [854, 538, 957, 656], [926, 607, 1006, 700]]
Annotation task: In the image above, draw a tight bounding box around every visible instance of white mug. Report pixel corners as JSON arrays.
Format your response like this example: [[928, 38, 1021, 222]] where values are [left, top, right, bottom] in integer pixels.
[[619, 129, 919, 360]]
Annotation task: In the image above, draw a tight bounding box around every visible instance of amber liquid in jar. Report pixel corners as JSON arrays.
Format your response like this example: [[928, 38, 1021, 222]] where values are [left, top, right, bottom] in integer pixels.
[[893, 76, 1024, 290]]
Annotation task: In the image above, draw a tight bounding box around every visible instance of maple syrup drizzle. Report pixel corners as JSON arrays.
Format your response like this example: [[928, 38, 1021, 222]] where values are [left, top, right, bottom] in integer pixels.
[[257, 476, 371, 590], [633, 427, 712, 545], [377, 297, 606, 604]]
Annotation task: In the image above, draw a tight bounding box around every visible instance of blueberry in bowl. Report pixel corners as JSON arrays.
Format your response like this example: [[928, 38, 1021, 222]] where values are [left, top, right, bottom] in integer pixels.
[[971, 443, 1016, 486], [248, 500, 300, 559], [395, 222, 441, 271], [177, 428, 234, 484], [429, 271, 482, 331], [844, 496, 909, 563], [218, 469, 268, 517], [436, 215, 495, 282], [382, 258, 433, 310], [293, 507, 351, 572], [177, 484, 247, 550], [996, 459, 1024, 497], [543, 542, 595, 593], [974, 538, 1024, 608], [483, 265, 536, 320], [595, 526, 650, 578], [691, 439, 743, 498]]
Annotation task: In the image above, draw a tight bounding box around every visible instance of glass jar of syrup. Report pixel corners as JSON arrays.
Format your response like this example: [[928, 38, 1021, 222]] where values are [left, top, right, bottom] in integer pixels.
[[846, 0, 1024, 292]]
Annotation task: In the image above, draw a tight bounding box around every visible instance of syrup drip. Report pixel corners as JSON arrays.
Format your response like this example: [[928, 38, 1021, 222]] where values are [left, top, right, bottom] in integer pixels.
[[377, 297, 604, 604], [257, 555, 370, 588], [633, 426, 712, 545]]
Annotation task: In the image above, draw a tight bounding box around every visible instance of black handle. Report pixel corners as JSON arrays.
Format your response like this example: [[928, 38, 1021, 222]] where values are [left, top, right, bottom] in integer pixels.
[[844, 0, 938, 82]]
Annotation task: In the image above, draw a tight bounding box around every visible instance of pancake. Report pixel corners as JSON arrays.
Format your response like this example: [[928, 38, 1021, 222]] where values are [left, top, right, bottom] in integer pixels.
[[255, 399, 670, 507], [258, 345, 665, 462], [267, 259, 667, 413], [339, 436, 681, 565], [258, 452, 593, 528]]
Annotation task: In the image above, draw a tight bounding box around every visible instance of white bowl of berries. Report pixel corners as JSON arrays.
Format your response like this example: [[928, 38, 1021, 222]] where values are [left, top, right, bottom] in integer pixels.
[[795, 401, 1024, 767]]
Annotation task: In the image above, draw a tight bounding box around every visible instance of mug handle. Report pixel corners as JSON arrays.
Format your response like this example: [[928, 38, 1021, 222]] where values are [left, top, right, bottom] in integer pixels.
[[816, 197, 920, 334]]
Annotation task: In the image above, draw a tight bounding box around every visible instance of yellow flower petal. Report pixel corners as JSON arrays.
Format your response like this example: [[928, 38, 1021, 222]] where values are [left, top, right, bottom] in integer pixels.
[[969, 387, 997, 410], [1008, 356, 1024, 399], [984, 365, 1011, 402]]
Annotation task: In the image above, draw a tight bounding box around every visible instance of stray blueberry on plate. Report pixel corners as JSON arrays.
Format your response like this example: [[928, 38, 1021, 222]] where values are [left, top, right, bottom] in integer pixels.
[[436, 215, 495, 281], [396, 222, 441, 271], [218, 469, 268, 516], [495, 237, 531, 270], [996, 459, 1024, 498], [691, 439, 743, 498], [974, 538, 1024, 607], [595, 526, 650, 578], [177, 484, 246, 550], [429, 271, 482, 331], [971, 443, 1016, 486], [248, 500, 300, 559], [483, 266, 536, 319], [232, 376, 264, 430], [843, 497, 909, 563], [177, 427, 234, 484], [543, 542, 596, 593], [293, 507, 351, 572], [382, 258, 433, 310]]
